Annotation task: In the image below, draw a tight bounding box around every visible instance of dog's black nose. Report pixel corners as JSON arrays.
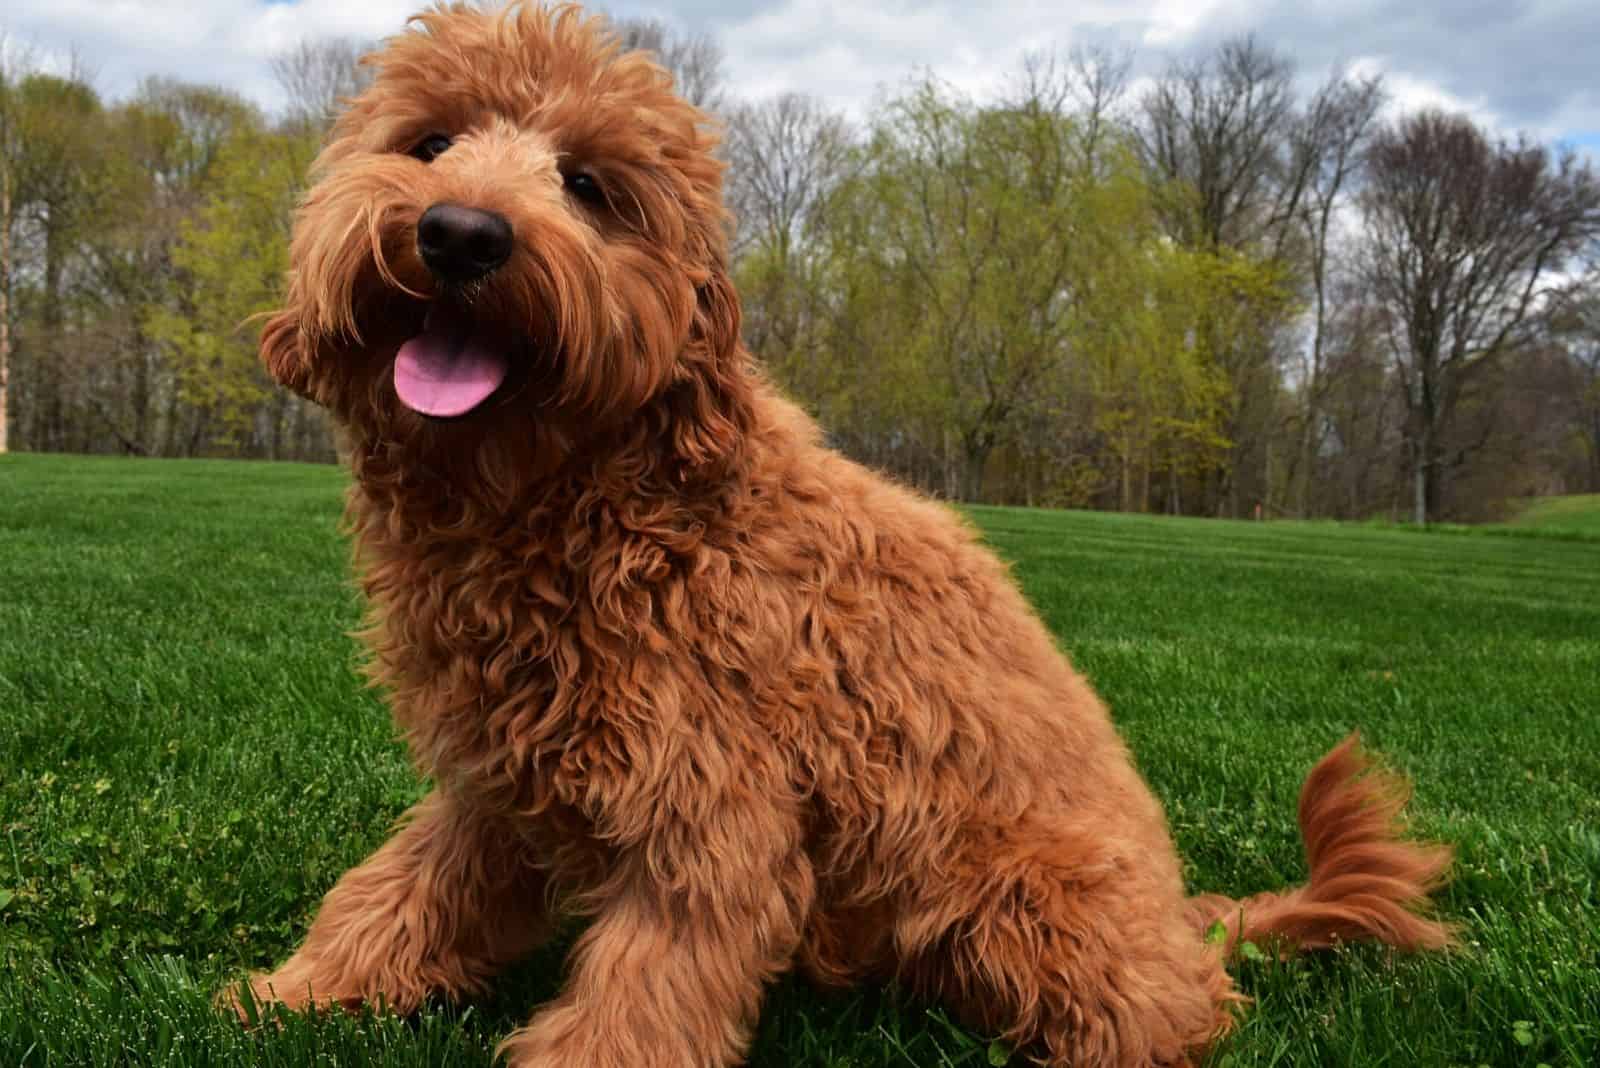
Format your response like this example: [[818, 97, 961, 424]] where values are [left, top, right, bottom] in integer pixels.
[[417, 203, 514, 283]]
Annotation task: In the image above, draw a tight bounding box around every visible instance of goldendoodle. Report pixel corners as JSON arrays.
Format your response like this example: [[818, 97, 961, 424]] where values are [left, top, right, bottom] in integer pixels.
[[236, 5, 1452, 1065]]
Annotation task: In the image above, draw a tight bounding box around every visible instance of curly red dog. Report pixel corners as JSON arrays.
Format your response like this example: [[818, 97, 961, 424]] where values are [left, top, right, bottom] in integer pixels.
[[235, 5, 1452, 1065]]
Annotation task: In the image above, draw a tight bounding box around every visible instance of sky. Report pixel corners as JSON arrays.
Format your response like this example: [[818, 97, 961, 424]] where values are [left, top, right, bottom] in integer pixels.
[[3, 0, 1597, 155]]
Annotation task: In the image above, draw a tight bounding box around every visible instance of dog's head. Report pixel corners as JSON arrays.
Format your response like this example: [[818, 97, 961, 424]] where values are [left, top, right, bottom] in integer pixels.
[[264, 2, 747, 481]]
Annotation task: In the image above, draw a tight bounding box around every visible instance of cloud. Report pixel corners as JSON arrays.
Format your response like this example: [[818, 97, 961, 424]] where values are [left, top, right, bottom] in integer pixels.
[[1177, 0, 1600, 141], [2, 0, 414, 108], [1, 0, 1594, 148]]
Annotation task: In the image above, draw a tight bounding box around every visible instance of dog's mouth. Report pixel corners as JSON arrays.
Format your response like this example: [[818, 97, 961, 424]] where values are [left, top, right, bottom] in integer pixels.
[[392, 302, 513, 419]]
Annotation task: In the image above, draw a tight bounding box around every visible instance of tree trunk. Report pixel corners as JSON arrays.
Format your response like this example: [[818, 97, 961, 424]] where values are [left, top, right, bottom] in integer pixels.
[[41, 211, 64, 451], [943, 425, 958, 500], [270, 389, 288, 460], [1412, 422, 1431, 526], [964, 446, 988, 503], [960, 429, 993, 503], [0, 165, 10, 455], [1296, 409, 1317, 518], [131, 335, 152, 453], [162, 385, 185, 456], [1589, 410, 1600, 494], [1263, 438, 1274, 518]]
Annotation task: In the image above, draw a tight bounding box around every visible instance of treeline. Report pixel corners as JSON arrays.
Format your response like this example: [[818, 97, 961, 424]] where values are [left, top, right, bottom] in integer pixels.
[[3, 26, 1599, 522], [0, 41, 355, 464]]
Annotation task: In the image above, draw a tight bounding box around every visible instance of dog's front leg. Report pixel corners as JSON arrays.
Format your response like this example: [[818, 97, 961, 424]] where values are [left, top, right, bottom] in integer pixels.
[[499, 796, 813, 1068], [229, 787, 552, 1017]]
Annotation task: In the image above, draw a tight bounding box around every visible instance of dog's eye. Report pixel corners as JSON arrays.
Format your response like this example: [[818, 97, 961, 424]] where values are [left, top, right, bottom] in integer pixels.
[[409, 134, 453, 163], [564, 170, 606, 207]]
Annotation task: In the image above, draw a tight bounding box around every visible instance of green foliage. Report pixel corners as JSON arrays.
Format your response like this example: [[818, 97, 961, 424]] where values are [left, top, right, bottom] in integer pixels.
[[10, 73, 105, 213], [2, 66, 330, 461], [1080, 237, 1243, 509], [819, 78, 1126, 494], [144, 122, 316, 446], [2, 454, 1598, 1065], [753, 75, 1291, 507]]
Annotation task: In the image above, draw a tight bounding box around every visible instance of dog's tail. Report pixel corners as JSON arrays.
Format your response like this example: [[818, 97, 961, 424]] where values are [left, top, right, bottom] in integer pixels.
[[1186, 733, 1454, 957]]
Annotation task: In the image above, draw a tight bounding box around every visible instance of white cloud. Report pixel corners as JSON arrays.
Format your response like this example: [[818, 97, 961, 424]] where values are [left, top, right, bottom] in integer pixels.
[[1, 0, 1594, 152], [1344, 56, 1501, 131], [1141, 0, 1244, 46], [2, 0, 415, 109]]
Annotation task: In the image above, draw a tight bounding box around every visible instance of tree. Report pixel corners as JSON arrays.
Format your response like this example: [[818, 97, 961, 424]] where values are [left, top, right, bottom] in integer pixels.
[[125, 80, 262, 455], [827, 79, 1088, 498], [1137, 36, 1301, 252], [131, 78, 259, 192], [723, 93, 853, 404], [1001, 46, 1132, 171], [145, 121, 317, 454], [1312, 292, 1409, 517], [7, 72, 105, 452], [612, 17, 724, 112], [271, 38, 374, 133], [816, 72, 1242, 503], [724, 93, 851, 261], [1281, 72, 1386, 516], [1081, 239, 1237, 513], [1135, 36, 1308, 516], [1360, 111, 1600, 523], [0, 35, 33, 454], [1550, 275, 1600, 492]]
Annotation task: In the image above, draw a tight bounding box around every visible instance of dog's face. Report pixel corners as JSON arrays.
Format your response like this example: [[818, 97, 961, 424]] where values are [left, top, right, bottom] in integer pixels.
[[263, 3, 744, 474]]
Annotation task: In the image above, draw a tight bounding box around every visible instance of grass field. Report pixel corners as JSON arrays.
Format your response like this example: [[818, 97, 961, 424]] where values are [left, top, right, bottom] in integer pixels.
[[2, 452, 1598, 1068], [1510, 494, 1600, 537]]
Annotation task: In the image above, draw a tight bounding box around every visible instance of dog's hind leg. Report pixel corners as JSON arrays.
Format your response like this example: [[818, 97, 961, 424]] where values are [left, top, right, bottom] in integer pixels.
[[229, 788, 552, 1017], [896, 822, 1236, 1068]]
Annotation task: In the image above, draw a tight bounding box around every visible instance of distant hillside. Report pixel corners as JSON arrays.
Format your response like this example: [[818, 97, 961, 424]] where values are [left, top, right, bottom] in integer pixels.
[[1512, 494, 1600, 536]]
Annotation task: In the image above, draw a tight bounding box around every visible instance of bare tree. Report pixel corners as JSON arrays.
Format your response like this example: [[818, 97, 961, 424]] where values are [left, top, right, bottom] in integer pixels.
[[723, 93, 851, 259], [270, 38, 374, 131], [1549, 274, 1600, 492], [1314, 293, 1408, 516], [1283, 71, 1386, 515], [1003, 45, 1131, 169], [1361, 110, 1600, 523], [612, 17, 724, 113], [1137, 36, 1300, 250], [721, 93, 852, 404]]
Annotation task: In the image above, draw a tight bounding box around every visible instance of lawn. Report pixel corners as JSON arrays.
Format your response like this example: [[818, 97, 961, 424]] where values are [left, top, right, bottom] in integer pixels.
[[1, 452, 1597, 1067], [1510, 494, 1600, 537]]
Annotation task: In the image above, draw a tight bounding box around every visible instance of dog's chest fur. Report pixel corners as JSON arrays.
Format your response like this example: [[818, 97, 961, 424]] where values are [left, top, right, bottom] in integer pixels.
[[343, 466, 830, 869], [337, 424, 1090, 932]]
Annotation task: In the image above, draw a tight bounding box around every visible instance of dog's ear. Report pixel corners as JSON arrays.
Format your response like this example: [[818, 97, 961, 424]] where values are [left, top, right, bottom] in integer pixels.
[[259, 307, 315, 400], [665, 266, 752, 475], [693, 264, 742, 365]]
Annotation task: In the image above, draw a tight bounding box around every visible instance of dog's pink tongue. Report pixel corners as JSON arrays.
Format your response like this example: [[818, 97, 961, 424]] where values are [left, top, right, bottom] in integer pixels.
[[393, 308, 508, 418]]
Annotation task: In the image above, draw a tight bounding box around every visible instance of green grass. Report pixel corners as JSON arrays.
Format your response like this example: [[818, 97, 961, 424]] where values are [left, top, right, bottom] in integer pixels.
[[1510, 494, 1600, 537], [2, 453, 1597, 1067]]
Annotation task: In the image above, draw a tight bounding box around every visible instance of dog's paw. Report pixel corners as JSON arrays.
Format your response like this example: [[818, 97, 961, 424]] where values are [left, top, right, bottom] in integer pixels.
[[497, 1014, 587, 1068], [496, 1007, 685, 1068], [218, 968, 366, 1026], [216, 973, 282, 1027]]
